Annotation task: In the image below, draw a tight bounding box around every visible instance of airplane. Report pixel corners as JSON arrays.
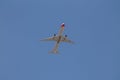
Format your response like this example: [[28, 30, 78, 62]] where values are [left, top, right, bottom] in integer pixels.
[[41, 23, 74, 53]]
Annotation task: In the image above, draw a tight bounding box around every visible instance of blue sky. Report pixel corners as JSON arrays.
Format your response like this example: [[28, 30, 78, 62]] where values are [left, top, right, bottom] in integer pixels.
[[0, 0, 120, 80]]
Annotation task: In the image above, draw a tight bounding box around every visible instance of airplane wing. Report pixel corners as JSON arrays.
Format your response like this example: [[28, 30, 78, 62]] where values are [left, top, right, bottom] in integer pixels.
[[41, 36, 59, 41], [61, 36, 74, 44]]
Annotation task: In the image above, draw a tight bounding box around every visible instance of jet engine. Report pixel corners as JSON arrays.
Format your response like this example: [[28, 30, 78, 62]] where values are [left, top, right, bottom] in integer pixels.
[[54, 34, 56, 36], [65, 35, 67, 37]]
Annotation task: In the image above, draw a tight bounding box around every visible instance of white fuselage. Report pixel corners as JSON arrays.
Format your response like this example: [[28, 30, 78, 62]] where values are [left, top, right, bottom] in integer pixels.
[[52, 23, 65, 53]]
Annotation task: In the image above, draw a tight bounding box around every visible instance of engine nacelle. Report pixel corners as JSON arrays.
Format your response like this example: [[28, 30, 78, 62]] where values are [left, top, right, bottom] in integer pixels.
[[65, 35, 67, 37], [54, 34, 56, 36]]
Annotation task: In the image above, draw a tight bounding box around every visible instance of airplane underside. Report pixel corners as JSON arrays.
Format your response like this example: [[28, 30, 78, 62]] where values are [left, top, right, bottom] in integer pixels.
[[50, 42, 59, 53], [41, 23, 73, 53]]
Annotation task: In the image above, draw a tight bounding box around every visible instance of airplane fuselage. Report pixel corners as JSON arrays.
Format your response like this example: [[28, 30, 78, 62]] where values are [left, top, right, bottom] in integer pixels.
[[52, 23, 65, 53], [55, 23, 64, 43], [57, 36, 62, 43]]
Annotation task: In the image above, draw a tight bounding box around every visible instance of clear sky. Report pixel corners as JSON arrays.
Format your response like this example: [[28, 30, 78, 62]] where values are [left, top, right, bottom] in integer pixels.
[[0, 0, 120, 80]]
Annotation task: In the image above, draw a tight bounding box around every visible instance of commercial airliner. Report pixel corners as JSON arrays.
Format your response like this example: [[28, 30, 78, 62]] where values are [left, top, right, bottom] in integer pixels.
[[41, 23, 73, 53]]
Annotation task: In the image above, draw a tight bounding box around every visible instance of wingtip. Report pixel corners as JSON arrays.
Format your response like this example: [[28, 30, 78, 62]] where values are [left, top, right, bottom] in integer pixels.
[[40, 39, 44, 41]]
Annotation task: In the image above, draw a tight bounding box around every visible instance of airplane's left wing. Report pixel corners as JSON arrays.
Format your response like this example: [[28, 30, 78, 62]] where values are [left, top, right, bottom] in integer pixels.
[[41, 36, 58, 41]]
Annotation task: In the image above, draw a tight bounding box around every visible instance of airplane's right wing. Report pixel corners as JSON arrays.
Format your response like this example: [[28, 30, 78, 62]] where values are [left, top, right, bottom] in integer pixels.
[[61, 36, 74, 44], [41, 36, 59, 41]]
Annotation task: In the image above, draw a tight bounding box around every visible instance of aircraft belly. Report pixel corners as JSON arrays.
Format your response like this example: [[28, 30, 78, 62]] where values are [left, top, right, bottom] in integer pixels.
[[57, 36, 62, 43]]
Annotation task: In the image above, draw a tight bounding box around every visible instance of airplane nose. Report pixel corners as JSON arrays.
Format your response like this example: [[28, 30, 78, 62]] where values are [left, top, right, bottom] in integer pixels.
[[61, 23, 65, 27]]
